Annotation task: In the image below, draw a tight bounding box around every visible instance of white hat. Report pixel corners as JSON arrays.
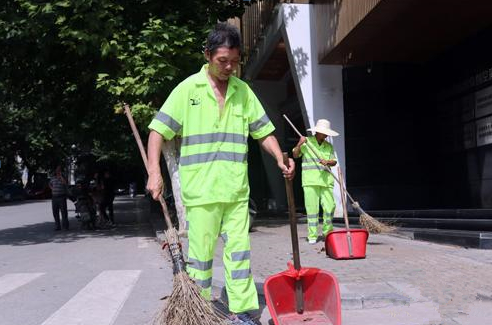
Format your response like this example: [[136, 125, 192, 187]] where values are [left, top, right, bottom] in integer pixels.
[[307, 119, 339, 137]]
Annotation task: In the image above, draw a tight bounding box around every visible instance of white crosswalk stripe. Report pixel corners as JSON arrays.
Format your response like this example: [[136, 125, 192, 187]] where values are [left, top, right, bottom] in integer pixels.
[[0, 273, 45, 298], [40, 270, 141, 325]]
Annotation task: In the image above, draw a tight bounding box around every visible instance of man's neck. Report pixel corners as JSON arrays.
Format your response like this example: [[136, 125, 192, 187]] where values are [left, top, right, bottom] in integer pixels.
[[207, 71, 228, 91]]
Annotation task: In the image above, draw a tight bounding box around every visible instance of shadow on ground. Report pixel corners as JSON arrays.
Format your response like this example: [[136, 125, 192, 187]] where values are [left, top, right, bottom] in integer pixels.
[[0, 199, 50, 208], [0, 197, 151, 246]]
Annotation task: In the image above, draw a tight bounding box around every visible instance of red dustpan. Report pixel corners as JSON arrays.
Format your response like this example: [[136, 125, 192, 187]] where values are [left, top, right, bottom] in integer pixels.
[[325, 168, 369, 260], [325, 229, 369, 259], [264, 262, 341, 324], [264, 154, 341, 325]]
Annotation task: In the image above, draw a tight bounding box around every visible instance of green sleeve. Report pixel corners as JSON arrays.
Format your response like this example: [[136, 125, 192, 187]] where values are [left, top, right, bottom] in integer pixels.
[[328, 143, 336, 160], [246, 86, 275, 139], [148, 84, 186, 140]]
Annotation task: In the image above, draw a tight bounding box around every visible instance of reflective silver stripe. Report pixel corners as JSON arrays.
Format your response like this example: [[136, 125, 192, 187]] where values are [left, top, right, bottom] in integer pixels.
[[155, 111, 181, 133], [306, 214, 318, 218], [231, 269, 251, 280], [308, 222, 318, 227], [193, 277, 212, 289], [323, 213, 333, 217], [220, 233, 228, 243], [186, 221, 189, 230], [180, 152, 247, 166], [302, 166, 322, 171], [249, 114, 270, 132], [182, 133, 247, 146], [302, 158, 320, 164], [231, 251, 250, 262], [188, 258, 213, 271]]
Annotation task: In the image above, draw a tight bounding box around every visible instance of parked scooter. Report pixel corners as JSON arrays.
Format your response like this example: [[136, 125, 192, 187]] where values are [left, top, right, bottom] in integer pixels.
[[73, 179, 97, 230]]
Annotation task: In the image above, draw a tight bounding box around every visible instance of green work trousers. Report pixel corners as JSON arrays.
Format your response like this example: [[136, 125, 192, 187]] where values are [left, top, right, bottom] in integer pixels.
[[303, 185, 335, 241], [186, 200, 259, 313]]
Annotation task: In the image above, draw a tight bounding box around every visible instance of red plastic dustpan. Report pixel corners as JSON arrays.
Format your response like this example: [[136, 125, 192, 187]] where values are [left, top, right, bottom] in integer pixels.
[[325, 167, 369, 260], [264, 153, 341, 325], [264, 262, 341, 325], [325, 228, 369, 259]]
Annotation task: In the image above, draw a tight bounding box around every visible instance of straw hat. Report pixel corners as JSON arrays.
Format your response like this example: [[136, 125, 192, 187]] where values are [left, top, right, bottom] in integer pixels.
[[307, 119, 339, 137]]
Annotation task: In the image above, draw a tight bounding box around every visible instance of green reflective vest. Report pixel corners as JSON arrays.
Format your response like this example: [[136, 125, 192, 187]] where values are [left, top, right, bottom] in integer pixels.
[[149, 64, 275, 206], [298, 136, 336, 188]]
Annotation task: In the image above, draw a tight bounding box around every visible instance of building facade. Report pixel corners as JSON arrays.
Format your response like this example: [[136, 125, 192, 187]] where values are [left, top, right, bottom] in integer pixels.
[[238, 0, 492, 220]]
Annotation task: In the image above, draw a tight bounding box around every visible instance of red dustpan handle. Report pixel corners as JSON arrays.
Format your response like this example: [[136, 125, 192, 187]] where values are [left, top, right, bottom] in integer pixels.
[[338, 166, 354, 257], [283, 153, 304, 314]]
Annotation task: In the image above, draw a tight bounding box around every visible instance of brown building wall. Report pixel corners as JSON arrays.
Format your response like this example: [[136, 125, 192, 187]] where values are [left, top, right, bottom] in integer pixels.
[[314, 0, 382, 63]]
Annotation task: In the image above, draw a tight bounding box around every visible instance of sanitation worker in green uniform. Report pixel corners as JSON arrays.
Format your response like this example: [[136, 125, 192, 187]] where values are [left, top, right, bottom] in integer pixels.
[[146, 23, 295, 324], [293, 119, 339, 244]]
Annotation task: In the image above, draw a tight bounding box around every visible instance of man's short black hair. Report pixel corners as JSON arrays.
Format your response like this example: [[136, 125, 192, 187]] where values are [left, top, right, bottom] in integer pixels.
[[205, 22, 242, 56]]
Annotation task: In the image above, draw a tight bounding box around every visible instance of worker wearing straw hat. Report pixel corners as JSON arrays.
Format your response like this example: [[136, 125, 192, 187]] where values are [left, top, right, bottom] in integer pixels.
[[293, 119, 339, 244], [146, 23, 295, 324]]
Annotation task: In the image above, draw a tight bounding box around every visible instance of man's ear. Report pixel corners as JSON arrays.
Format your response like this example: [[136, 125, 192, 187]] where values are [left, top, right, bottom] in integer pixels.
[[204, 49, 210, 62]]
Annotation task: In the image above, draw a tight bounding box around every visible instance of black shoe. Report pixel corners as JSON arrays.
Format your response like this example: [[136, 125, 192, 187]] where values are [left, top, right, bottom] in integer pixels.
[[54, 226, 61, 231], [228, 312, 260, 325]]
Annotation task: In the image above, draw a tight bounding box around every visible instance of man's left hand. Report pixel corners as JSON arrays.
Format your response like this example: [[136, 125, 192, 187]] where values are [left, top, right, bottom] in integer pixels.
[[320, 159, 337, 167], [278, 158, 295, 181]]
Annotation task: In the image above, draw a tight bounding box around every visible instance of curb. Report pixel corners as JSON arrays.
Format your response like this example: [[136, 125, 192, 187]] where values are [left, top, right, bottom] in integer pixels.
[[209, 279, 415, 311]]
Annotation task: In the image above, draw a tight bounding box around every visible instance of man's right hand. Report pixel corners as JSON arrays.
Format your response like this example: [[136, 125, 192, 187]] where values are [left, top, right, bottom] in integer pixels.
[[146, 173, 164, 201]]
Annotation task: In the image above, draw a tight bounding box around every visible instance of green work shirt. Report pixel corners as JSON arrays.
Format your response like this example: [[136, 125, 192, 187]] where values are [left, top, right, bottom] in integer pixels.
[[149, 64, 275, 206], [298, 136, 336, 188]]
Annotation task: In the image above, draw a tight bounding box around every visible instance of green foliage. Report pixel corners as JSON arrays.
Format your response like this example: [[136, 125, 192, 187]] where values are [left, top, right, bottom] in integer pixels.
[[0, 0, 251, 181], [96, 15, 206, 125]]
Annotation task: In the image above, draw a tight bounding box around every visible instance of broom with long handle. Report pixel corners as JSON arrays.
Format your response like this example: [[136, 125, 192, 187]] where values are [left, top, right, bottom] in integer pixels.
[[124, 104, 228, 325], [283, 114, 394, 234]]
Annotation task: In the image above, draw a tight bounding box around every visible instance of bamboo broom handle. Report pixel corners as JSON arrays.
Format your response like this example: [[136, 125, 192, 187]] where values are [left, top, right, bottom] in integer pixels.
[[338, 167, 350, 231], [124, 104, 174, 229]]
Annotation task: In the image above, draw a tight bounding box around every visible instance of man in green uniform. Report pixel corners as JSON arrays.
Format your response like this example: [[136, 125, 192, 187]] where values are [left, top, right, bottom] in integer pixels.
[[146, 23, 295, 324], [293, 119, 339, 244]]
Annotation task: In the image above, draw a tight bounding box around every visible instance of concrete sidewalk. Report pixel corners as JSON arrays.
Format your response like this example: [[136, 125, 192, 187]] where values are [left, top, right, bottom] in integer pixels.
[[141, 197, 492, 325]]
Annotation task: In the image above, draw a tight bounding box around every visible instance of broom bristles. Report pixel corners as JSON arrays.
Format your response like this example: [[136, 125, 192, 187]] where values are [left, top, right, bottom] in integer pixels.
[[153, 272, 229, 325], [359, 213, 395, 234], [152, 228, 229, 325]]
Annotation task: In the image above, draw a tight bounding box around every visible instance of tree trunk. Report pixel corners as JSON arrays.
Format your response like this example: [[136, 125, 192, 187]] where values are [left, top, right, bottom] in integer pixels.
[[161, 138, 186, 234]]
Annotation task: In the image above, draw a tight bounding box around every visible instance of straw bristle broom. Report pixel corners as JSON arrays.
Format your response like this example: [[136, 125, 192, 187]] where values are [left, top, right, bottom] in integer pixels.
[[283, 114, 394, 234], [124, 105, 228, 325]]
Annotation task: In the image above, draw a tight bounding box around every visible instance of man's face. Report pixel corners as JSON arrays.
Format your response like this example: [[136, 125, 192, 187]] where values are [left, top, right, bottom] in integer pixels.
[[315, 132, 328, 142], [206, 47, 240, 81]]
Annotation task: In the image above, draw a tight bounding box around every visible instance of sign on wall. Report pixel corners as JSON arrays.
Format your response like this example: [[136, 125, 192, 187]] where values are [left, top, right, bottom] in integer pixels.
[[436, 67, 492, 151], [476, 115, 492, 147], [475, 85, 492, 119]]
